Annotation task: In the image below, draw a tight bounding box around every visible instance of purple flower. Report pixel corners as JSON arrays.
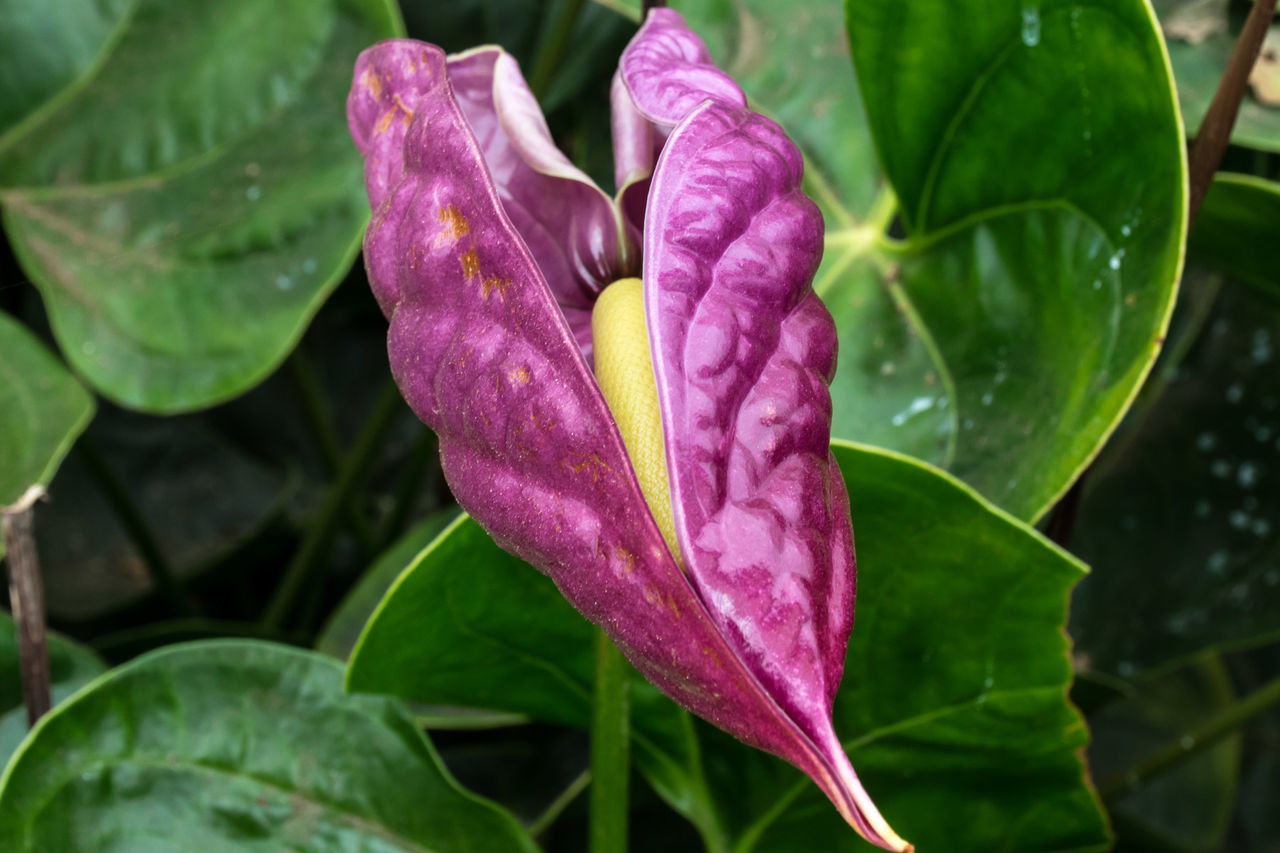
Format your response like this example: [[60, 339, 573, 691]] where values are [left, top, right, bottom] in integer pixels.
[[347, 10, 909, 850]]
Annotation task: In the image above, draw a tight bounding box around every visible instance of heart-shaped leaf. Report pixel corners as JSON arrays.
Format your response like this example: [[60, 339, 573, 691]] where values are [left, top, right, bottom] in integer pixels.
[[838, 0, 1186, 520], [347, 442, 1107, 852], [0, 0, 402, 412], [0, 640, 538, 852], [662, 0, 1186, 521], [0, 311, 94, 510]]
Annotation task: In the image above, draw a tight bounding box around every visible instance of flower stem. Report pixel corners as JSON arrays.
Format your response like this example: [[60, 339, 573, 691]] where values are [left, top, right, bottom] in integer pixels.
[[590, 629, 630, 853], [1098, 673, 1280, 800], [2, 504, 52, 725], [261, 379, 403, 631], [1186, 0, 1278, 227], [529, 0, 588, 100], [77, 435, 192, 616], [286, 350, 379, 557]]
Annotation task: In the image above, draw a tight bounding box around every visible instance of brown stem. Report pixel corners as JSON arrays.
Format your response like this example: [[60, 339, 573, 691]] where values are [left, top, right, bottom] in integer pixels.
[[1187, 0, 1278, 226], [641, 0, 666, 14], [2, 501, 52, 726]]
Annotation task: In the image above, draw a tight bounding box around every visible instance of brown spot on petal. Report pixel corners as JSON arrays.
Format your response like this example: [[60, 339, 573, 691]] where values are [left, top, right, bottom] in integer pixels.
[[509, 365, 530, 384], [435, 204, 470, 245], [460, 247, 480, 280], [363, 69, 383, 99], [481, 275, 508, 300], [374, 109, 395, 134]]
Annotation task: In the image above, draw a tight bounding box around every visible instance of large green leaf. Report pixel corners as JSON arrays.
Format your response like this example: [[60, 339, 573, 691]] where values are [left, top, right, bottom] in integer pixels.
[[1190, 173, 1280, 297], [0, 311, 94, 509], [348, 443, 1106, 852], [0, 610, 105, 764], [0, 640, 537, 852], [0, 0, 402, 412], [1154, 0, 1280, 152], [837, 0, 1186, 520], [1070, 277, 1280, 677]]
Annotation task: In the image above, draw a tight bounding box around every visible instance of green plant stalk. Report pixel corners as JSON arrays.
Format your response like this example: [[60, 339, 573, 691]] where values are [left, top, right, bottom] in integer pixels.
[[590, 629, 630, 853], [77, 435, 192, 616], [379, 426, 438, 549], [261, 380, 403, 631], [286, 351, 379, 556], [2, 505, 51, 725], [1099, 673, 1280, 799], [528, 0, 587, 99], [529, 769, 592, 837]]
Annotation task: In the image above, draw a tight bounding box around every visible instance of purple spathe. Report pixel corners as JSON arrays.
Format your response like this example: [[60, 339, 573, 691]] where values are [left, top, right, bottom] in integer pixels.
[[347, 10, 909, 850]]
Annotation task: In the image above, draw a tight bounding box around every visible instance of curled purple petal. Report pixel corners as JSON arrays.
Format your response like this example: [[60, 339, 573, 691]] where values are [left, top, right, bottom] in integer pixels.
[[630, 11, 909, 851], [620, 8, 745, 126], [447, 47, 629, 358], [347, 50, 905, 848]]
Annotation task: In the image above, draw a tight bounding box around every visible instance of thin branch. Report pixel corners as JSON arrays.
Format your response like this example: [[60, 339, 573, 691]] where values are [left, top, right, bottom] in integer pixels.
[[286, 351, 379, 557], [3, 505, 52, 725], [528, 769, 592, 837], [1187, 0, 1278, 226]]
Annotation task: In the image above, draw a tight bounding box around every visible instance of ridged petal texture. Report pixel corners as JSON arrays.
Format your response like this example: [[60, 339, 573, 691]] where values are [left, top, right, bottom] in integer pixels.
[[348, 11, 907, 850]]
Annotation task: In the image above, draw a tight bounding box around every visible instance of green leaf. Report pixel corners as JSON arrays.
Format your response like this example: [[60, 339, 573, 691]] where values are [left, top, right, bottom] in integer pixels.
[[835, 0, 1186, 520], [1190, 173, 1280, 297], [712, 443, 1107, 852], [345, 514, 722, 842], [1154, 0, 1280, 152], [316, 508, 461, 660], [1088, 657, 1240, 853], [0, 640, 537, 852], [0, 311, 94, 509], [348, 444, 1107, 852], [1070, 277, 1280, 677], [0, 0, 131, 142], [0, 0, 402, 412], [0, 610, 105, 764]]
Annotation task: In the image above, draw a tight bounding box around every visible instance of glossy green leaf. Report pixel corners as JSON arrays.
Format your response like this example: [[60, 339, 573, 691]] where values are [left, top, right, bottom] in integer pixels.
[[1070, 277, 1280, 677], [348, 444, 1107, 852], [0, 0, 131, 142], [838, 0, 1186, 519], [0, 0, 402, 412], [1190, 173, 1280, 297], [1154, 0, 1280, 152], [345, 515, 721, 839], [676, 0, 953, 472], [0, 640, 537, 852], [0, 311, 94, 509], [1089, 657, 1240, 853], [316, 508, 461, 660], [0, 610, 105, 764]]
